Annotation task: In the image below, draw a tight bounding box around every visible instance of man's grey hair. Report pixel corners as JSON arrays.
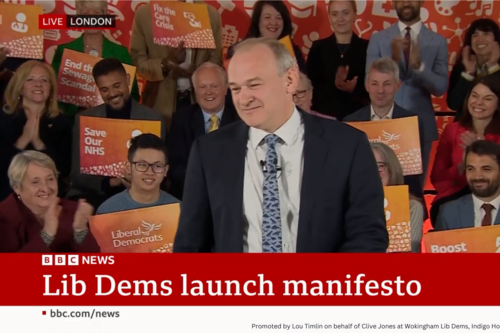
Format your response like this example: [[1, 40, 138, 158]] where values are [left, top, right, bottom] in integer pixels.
[[233, 37, 297, 76], [368, 57, 400, 81], [299, 72, 312, 90], [191, 62, 228, 86]]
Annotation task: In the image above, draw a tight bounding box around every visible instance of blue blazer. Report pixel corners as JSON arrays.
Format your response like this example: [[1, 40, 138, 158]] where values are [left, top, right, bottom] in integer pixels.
[[436, 194, 500, 230], [343, 104, 425, 204], [366, 24, 449, 142]]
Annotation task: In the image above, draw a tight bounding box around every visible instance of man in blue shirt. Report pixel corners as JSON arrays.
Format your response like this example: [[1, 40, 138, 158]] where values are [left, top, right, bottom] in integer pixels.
[[97, 133, 179, 215]]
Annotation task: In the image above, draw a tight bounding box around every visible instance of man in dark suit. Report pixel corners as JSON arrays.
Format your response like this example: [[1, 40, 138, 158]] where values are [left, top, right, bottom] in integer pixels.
[[173, 37, 388, 253], [344, 57, 425, 202], [436, 141, 500, 230], [67, 58, 167, 208], [168, 62, 240, 199]]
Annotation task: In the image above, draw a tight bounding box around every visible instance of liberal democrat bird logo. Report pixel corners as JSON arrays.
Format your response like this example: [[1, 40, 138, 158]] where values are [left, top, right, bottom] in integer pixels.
[[382, 131, 401, 142], [141, 221, 162, 236]]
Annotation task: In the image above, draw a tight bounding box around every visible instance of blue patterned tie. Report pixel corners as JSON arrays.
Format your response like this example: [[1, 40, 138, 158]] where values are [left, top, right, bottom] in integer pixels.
[[262, 134, 282, 252]]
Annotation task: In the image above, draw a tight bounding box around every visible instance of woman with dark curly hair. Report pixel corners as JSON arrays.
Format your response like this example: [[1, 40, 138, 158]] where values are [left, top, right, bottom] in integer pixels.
[[448, 18, 500, 120]]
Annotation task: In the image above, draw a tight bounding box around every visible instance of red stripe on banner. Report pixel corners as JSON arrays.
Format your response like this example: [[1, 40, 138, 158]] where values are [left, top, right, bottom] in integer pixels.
[[1, 254, 498, 306]]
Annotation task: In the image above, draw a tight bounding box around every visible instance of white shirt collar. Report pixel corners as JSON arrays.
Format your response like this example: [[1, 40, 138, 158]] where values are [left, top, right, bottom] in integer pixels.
[[398, 20, 422, 35], [249, 106, 301, 150], [370, 104, 394, 120], [472, 194, 500, 212]]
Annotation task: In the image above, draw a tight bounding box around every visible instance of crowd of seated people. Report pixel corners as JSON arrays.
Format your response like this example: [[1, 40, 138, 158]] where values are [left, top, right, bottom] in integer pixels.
[[0, 0, 500, 254]]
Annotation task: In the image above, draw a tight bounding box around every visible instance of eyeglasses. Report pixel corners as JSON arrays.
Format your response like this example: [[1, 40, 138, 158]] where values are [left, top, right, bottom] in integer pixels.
[[131, 162, 166, 174], [293, 90, 307, 99], [377, 162, 387, 172]]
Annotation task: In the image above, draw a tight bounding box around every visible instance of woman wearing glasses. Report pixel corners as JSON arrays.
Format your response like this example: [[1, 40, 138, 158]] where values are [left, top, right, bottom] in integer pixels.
[[371, 142, 424, 253], [96, 134, 179, 215]]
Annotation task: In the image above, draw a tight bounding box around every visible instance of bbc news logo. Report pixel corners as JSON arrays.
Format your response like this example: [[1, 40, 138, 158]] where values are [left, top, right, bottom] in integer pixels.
[[43, 255, 79, 266], [38, 14, 116, 30], [42, 254, 115, 266]]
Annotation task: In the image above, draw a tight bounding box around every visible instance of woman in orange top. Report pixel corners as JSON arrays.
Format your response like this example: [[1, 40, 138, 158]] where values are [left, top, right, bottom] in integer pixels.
[[430, 75, 500, 224]]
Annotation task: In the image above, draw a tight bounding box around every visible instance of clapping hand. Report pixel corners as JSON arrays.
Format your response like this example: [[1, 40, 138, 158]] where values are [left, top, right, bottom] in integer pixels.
[[459, 131, 482, 150], [391, 37, 404, 64], [335, 66, 357, 93], [409, 40, 421, 70], [462, 46, 476, 75], [73, 199, 93, 232], [43, 198, 62, 237]]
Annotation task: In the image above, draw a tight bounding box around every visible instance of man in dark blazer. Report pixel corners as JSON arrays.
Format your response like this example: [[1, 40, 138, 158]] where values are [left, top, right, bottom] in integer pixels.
[[436, 141, 500, 231], [168, 62, 240, 199], [344, 57, 425, 203], [174, 37, 388, 253], [67, 58, 166, 208]]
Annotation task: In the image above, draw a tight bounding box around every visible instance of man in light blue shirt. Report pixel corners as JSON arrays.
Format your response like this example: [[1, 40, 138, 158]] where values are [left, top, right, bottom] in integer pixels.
[[97, 134, 179, 215]]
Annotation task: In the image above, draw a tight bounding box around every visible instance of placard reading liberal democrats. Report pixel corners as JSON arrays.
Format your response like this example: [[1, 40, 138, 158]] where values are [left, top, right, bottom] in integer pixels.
[[57, 49, 136, 108], [89, 204, 180, 253], [79, 116, 161, 177], [347, 116, 422, 175], [384, 186, 411, 253], [0, 3, 43, 59], [424, 224, 500, 253], [150, 0, 215, 49]]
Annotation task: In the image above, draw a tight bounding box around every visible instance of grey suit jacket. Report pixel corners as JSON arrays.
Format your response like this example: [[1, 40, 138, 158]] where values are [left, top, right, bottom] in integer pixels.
[[366, 24, 449, 142], [69, 100, 167, 196], [435, 194, 500, 231]]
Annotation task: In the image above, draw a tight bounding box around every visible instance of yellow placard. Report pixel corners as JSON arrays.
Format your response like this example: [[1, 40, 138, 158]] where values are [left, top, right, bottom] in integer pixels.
[[384, 185, 411, 253], [0, 3, 44, 59], [279, 35, 295, 56], [424, 225, 500, 253], [57, 49, 137, 108], [347, 116, 422, 175], [90, 204, 180, 253], [150, 0, 215, 49], [79, 117, 161, 177]]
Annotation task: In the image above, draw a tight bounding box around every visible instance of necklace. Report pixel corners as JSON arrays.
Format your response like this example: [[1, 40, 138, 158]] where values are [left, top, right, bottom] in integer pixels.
[[337, 43, 351, 58], [85, 45, 99, 57], [83, 34, 102, 57]]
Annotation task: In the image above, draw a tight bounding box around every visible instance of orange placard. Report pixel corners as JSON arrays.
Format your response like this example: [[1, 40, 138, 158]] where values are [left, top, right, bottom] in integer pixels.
[[424, 225, 500, 253], [150, 0, 215, 49], [384, 185, 411, 253], [347, 116, 422, 175], [279, 35, 295, 56], [57, 49, 137, 108], [79, 117, 161, 177], [0, 3, 43, 59], [89, 204, 180, 253]]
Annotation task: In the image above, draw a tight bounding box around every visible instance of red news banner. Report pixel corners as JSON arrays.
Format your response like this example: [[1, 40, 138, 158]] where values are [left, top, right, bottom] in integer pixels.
[[0, 254, 499, 306]]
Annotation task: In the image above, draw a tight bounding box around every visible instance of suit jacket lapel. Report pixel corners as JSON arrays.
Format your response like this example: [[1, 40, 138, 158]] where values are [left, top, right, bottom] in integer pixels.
[[192, 106, 206, 138], [220, 122, 248, 252], [220, 105, 236, 127], [297, 111, 329, 252], [417, 25, 432, 63], [494, 205, 500, 225], [460, 195, 475, 228]]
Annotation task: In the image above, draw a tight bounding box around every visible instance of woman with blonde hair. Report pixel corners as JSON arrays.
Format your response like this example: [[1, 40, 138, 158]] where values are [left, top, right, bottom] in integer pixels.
[[0, 151, 99, 253], [51, 0, 140, 124], [0, 60, 72, 201], [371, 142, 424, 253]]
